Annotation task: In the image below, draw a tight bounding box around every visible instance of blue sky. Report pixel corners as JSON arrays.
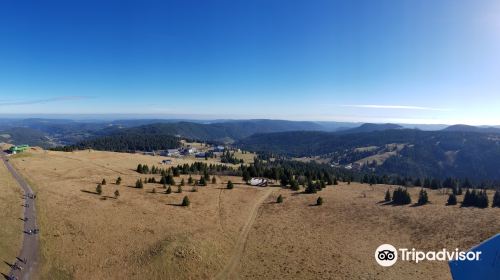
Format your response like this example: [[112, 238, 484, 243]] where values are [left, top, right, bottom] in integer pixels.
[[0, 0, 499, 124]]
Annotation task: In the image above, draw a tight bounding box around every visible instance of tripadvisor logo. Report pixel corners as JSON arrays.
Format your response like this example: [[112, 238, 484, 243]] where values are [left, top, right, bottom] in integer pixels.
[[375, 244, 482, 267], [375, 244, 398, 267]]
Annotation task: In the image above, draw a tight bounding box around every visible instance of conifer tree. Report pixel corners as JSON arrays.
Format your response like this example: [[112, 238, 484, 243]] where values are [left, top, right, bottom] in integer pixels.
[[227, 180, 234, 189], [114, 189, 120, 199], [447, 193, 457, 205], [135, 179, 143, 189], [384, 189, 391, 202], [96, 183, 102, 195], [277, 195, 283, 203], [392, 187, 411, 205], [102, 179, 107, 185], [316, 196, 323, 206], [417, 189, 429, 205], [305, 181, 317, 194], [199, 176, 207, 186], [116, 177, 121, 185], [477, 190, 489, 208], [492, 190, 500, 207], [462, 189, 472, 207], [182, 196, 190, 207], [166, 186, 172, 194], [211, 176, 217, 184]]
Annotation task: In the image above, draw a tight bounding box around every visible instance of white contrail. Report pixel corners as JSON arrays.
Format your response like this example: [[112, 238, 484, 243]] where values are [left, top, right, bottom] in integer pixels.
[[0, 96, 91, 106], [340, 104, 450, 111]]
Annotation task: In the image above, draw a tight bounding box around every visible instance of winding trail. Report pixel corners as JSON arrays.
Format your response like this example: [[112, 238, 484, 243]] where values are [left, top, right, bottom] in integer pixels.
[[215, 188, 273, 280], [1, 152, 39, 280]]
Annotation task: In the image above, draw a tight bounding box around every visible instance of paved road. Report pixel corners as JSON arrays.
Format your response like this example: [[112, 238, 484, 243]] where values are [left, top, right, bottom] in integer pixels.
[[214, 188, 273, 280], [1, 152, 39, 280]]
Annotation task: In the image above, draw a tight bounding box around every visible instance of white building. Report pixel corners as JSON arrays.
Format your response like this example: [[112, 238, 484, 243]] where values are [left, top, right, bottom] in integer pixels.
[[249, 178, 268, 187]]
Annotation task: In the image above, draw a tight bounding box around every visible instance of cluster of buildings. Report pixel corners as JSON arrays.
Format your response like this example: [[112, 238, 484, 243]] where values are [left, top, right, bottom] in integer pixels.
[[143, 144, 227, 159]]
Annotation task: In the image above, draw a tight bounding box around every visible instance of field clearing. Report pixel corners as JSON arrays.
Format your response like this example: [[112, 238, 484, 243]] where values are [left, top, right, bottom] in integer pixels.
[[233, 150, 256, 164], [241, 184, 500, 279], [0, 155, 23, 276], [10, 149, 269, 280], [9, 149, 500, 279]]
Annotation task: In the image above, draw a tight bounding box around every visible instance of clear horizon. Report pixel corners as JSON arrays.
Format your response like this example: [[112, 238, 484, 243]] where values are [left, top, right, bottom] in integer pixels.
[[1, 1, 500, 125], [0, 113, 498, 127]]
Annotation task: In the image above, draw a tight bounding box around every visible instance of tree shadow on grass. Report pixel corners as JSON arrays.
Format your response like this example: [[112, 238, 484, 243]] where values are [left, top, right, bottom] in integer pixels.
[[410, 202, 430, 207], [80, 189, 99, 195], [291, 191, 310, 196], [166, 203, 184, 207], [3, 261, 14, 269]]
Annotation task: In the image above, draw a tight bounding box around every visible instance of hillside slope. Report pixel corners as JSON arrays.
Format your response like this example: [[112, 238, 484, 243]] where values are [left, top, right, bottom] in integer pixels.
[[237, 129, 500, 181]]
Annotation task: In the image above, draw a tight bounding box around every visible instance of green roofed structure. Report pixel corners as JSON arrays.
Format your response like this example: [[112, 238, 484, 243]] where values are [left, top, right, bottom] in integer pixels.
[[9, 145, 30, 154]]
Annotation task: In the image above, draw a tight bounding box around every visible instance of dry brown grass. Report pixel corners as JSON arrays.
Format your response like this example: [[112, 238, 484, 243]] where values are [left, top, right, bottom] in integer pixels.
[[10, 149, 267, 280], [232, 151, 256, 164], [240, 184, 500, 280], [0, 157, 23, 276], [9, 149, 500, 280]]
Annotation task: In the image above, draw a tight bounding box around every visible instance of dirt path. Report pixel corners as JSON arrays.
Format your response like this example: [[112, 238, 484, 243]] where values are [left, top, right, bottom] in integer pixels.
[[1, 152, 39, 280], [214, 187, 273, 280]]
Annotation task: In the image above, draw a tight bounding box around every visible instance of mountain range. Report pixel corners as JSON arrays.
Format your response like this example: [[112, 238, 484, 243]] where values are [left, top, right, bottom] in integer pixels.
[[1, 118, 499, 182]]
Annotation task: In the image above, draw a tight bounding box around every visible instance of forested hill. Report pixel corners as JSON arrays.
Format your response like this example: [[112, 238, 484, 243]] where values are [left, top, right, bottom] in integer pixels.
[[54, 133, 181, 152], [110, 120, 324, 143], [237, 129, 500, 181], [51, 119, 324, 152]]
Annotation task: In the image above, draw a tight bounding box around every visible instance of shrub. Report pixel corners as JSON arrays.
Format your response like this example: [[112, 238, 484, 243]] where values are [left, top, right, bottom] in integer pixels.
[[316, 196, 323, 206], [102, 179, 107, 185], [277, 195, 283, 203], [447, 193, 457, 205], [152, 188, 156, 194], [178, 185, 183, 193], [116, 177, 121, 185], [180, 178, 185, 186], [227, 181, 234, 189], [188, 176, 194, 185], [96, 184, 102, 195], [182, 196, 190, 207], [166, 186, 172, 194], [290, 179, 300, 191], [211, 176, 217, 184]]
